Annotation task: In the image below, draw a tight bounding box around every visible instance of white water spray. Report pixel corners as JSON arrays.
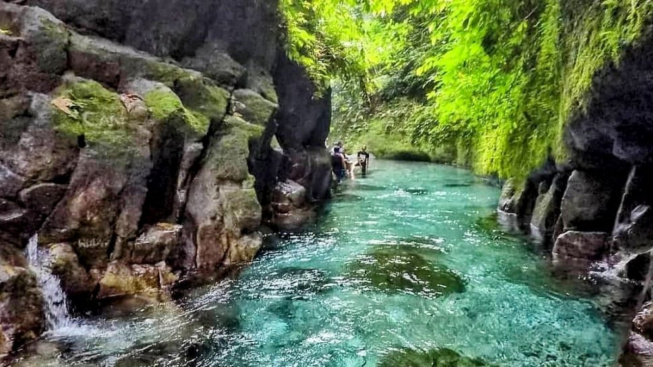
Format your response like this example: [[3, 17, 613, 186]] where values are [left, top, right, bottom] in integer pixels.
[[26, 235, 74, 330]]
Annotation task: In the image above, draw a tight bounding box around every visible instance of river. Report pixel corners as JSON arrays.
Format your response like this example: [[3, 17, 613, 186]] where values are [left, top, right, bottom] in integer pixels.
[[17, 161, 622, 366]]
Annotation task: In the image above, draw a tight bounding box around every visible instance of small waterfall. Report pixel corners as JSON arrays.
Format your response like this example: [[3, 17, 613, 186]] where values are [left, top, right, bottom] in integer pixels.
[[26, 235, 74, 330]]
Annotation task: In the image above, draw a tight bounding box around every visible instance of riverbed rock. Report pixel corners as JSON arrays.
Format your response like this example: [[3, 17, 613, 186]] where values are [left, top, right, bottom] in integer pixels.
[[347, 245, 465, 297], [561, 170, 624, 232], [46, 243, 94, 300], [97, 261, 178, 301], [552, 231, 609, 268], [621, 302, 653, 366], [378, 347, 487, 367]]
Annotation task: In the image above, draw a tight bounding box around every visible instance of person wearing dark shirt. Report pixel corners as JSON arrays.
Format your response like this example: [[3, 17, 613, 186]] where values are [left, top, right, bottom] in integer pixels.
[[331, 147, 347, 183], [357, 146, 370, 176]]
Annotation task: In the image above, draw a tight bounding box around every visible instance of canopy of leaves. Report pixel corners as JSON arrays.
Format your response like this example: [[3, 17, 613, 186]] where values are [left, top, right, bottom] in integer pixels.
[[280, 0, 653, 179]]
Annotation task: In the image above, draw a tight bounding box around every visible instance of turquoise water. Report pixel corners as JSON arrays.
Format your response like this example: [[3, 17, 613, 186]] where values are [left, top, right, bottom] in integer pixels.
[[18, 161, 621, 366]]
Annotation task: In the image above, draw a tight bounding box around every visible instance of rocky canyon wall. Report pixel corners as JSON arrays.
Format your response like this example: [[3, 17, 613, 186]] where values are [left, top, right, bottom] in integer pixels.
[[0, 0, 331, 357], [497, 32, 653, 366]]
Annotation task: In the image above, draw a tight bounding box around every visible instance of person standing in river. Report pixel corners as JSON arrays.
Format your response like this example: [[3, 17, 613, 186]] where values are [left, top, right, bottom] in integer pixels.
[[331, 147, 347, 183], [357, 146, 370, 177]]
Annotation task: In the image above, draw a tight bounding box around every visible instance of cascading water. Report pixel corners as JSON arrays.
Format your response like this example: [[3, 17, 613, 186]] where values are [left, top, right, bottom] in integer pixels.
[[26, 235, 74, 330]]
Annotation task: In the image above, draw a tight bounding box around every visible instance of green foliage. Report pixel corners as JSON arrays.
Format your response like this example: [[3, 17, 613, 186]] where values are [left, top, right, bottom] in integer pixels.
[[282, 0, 653, 179]]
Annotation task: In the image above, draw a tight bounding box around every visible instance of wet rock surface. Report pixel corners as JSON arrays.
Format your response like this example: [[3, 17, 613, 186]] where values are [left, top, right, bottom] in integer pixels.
[[377, 347, 489, 367], [347, 245, 465, 297], [0, 0, 331, 356]]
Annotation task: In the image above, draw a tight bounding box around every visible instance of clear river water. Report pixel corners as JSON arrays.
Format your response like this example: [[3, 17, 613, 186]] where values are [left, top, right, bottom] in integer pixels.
[[17, 161, 624, 367]]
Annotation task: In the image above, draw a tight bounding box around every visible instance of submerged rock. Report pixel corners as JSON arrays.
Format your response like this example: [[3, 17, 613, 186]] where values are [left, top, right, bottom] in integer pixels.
[[378, 347, 488, 367], [347, 245, 465, 297]]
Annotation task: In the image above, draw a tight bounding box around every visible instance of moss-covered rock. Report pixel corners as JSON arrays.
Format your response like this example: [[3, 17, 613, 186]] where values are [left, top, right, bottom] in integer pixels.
[[173, 75, 230, 131], [181, 115, 265, 270], [97, 261, 178, 301], [346, 245, 465, 297], [205, 116, 264, 182], [52, 78, 144, 159], [231, 89, 278, 126], [378, 348, 489, 367]]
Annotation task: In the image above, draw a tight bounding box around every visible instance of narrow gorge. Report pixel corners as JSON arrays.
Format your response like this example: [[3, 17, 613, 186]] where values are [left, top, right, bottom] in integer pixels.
[[3, 0, 653, 366]]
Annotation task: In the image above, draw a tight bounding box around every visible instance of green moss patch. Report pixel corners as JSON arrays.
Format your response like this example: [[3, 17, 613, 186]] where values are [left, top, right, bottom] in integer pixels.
[[174, 76, 230, 126], [143, 88, 209, 136], [52, 79, 136, 158], [378, 348, 489, 367], [346, 245, 465, 297], [204, 116, 264, 183]]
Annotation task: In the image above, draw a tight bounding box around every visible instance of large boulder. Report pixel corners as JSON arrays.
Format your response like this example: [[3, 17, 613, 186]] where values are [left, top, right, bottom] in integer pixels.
[[0, 93, 79, 245], [269, 180, 317, 230], [46, 243, 94, 301], [0, 3, 69, 97], [180, 116, 264, 270], [560, 170, 624, 232], [230, 89, 278, 126], [129, 224, 182, 264], [552, 231, 609, 269], [621, 302, 653, 366], [497, 178, 537, 231], [0, 243, 44, 356], [96, 261, 178, 302]]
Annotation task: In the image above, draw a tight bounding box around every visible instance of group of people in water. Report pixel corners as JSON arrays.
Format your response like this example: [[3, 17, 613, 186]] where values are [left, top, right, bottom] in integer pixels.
[[330, 141, 370, 182]]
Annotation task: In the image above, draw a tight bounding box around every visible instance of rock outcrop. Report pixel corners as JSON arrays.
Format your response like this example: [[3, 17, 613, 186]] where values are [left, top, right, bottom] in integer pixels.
[[497, 32, 653, 363], [0, 0, 331, 356]]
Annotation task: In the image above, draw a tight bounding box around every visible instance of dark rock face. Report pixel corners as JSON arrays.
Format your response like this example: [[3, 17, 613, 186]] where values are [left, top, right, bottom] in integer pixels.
[[613, 166, 653, 253], [560, 170, 624, 232], [23, 0, 280, 73], [497, 32, 653, 364], [565, 34, 653, 168], [0, 0, 331, 356], [249, 51, 333, 230], [552, 231, 609, 268], [530, 173, 568, 247], [0, 242, 45, 357], [274, 51, 331, 149]]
